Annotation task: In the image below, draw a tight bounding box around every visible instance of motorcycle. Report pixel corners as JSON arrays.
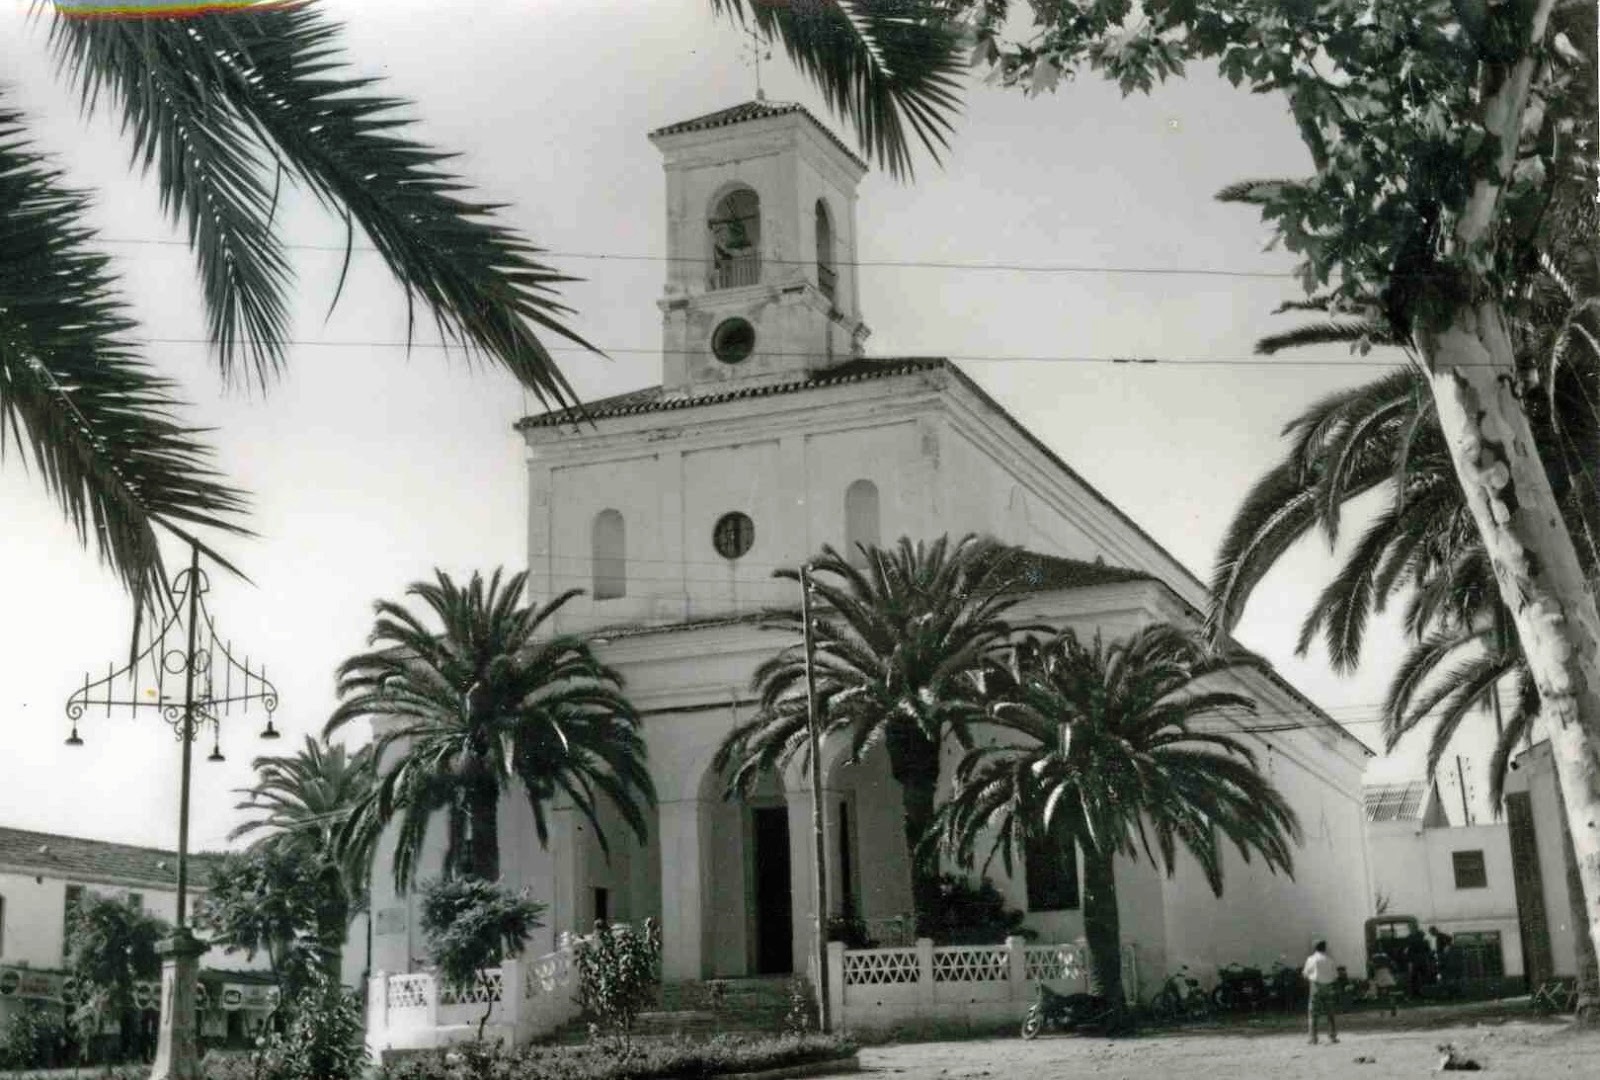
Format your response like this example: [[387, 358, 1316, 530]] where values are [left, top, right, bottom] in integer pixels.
[[1211, 962, 1269, 1013], [1020, 983, 1120, 1039], [1148, 964, 1212, 1024]]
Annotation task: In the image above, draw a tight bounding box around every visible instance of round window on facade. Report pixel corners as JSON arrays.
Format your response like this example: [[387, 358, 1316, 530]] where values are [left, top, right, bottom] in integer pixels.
[[713, 512, 755, 560], [711, 318, 756, 365]]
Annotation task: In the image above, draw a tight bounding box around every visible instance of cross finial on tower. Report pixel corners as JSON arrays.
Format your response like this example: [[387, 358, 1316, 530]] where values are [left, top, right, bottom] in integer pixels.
[[739, 24, 771, 101]]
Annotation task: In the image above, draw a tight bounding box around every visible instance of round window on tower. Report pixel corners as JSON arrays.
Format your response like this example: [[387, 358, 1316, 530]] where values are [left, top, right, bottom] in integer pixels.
[[710, 318, 756, 365], [712, 512, 755, 560]]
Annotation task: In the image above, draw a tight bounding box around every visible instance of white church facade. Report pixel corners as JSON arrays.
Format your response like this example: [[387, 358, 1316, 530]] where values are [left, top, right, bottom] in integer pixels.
[[363, 101, 1374, 1037]]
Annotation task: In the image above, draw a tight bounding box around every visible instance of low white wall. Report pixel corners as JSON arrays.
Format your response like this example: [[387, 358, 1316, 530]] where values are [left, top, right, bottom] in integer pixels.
[[827, 937, 1116, 1032], [365, 948, 580, 1056]]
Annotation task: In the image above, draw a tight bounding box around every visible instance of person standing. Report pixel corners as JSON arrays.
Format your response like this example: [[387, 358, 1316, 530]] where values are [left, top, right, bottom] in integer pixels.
[[1302, 940, 1340, 1045]]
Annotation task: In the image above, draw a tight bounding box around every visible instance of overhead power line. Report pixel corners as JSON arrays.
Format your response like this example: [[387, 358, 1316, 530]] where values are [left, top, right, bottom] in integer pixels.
[[99, 235, 1297, 279], [135, 335, 1419, 369]]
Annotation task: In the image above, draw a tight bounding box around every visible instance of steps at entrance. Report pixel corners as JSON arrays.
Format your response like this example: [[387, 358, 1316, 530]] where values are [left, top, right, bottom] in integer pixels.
[[540, 977, 799, 1044]]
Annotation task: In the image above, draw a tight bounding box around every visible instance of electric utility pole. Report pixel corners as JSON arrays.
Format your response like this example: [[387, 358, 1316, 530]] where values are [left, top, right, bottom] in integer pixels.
[[799, 563, 831, 1032]]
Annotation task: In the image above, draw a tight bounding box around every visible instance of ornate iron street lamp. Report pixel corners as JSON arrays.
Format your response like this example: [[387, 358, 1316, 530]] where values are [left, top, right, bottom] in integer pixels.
[[64, 542, 279, 1080]]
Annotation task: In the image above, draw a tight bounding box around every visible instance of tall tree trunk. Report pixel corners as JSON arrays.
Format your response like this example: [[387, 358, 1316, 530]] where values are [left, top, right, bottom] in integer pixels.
[[887, 727, 943, 926], [1080, 846, 1124, 1014], [1416, 0, 1600, 1000], [1423, 300, 1600, 1001], [1554, 775, 1600, 1006], [316, 869, 350, 986], [467, 779, 501, 883]]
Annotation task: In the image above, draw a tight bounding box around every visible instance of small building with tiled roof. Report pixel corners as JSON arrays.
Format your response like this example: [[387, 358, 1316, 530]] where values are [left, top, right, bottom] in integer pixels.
[[0, 825, 276, 1038], [364, 100, 1375, 1043]]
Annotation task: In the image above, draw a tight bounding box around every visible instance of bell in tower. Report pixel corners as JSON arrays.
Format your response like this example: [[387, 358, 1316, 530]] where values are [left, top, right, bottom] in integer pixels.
[[650, 101, 871, 390]]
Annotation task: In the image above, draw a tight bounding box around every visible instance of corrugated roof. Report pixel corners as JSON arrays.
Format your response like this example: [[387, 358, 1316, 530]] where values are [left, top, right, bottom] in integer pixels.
[[1363, 781, 1430, 822], [650, 99, 867, 171], [516, 357, 947, 431], [0, 825, 226, 889]]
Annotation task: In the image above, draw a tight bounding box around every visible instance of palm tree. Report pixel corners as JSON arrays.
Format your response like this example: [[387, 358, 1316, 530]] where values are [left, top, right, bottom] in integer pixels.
[[230, 736, 377, 980], [325, 568, 655, 891], [930, 625, 1300, 1013], [714, 534, 1026, 920], [5, 3, 592, 603]]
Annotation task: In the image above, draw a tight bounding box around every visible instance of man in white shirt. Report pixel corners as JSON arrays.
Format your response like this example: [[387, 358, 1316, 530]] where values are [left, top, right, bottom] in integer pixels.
[[1302, 940, 1340, 1044]]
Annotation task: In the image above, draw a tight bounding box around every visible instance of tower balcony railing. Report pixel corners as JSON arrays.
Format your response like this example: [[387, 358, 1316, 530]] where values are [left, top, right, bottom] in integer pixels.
[[711, 251, 760, 290]]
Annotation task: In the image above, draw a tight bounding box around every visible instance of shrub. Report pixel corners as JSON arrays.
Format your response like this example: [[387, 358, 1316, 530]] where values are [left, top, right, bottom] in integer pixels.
[[254, 970, 367, 1080], [0, 1006, 69, 1070], [571, 918, 661, 1042], [374, 1031, 857, 1080], [419, 877, 544, 1040], [915, 874, 1033, 945]]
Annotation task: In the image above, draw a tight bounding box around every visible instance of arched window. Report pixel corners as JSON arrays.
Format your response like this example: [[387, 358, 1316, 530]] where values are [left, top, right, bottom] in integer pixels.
[[709, 188, 761, 289], [592, 510, 626, 600], [815, 199, 836, 302], [844, 480, 880, 565]]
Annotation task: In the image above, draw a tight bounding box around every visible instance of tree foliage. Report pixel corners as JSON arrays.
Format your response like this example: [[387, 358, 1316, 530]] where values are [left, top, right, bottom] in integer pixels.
[[327, 568, 654, 890], [195, 846, 329, 1002], [5, 2, 595, 600], [63, 891, 168, 1045], [930, 624, 1299, 1007], [417, 877, 544, 1040], [571, 918, 662, 1043], [714, 535, 1027, 918]]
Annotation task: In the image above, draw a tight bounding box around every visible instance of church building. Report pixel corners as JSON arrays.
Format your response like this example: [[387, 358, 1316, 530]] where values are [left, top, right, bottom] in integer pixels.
[[364, 101, 1374, 1018]]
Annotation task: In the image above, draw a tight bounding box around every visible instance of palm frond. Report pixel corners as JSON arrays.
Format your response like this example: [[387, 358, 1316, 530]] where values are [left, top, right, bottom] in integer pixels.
[[711, 0, 965, 180], [0, 100, 249, 599], [51, 2, 594, 409]]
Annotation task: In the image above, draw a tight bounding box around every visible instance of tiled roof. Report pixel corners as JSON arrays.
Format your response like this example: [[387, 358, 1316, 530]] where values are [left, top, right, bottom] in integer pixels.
[[0, 825, 227, 889], [516, 357, 947, 431], [1363, 781, 1430, 823], [650, 99, 868, 171]]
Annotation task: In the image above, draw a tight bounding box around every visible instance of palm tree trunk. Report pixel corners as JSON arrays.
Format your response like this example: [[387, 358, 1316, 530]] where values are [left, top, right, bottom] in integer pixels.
[[316, 876, 351, 986], [466, 779, 501, 883], [1422, 299, 1600, 995], [1080, 846, 1124, 1013], [886, 727, 943, 924]]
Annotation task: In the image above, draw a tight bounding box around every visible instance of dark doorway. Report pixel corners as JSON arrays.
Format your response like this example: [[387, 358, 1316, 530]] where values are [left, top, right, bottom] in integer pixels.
[[753, 806, 794, 974]]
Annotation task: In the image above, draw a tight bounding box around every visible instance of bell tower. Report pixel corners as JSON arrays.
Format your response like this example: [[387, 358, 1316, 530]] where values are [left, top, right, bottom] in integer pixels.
[[650, 101, 870, 390]]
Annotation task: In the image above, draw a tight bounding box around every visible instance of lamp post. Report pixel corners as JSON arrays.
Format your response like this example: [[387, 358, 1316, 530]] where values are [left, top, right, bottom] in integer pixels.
[[798, 563, 831, 1032], [64, 541, 279, 1080]]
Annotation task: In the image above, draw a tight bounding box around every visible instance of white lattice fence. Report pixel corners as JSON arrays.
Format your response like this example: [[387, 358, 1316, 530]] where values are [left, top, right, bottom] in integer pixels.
[[369, 944, 580, 1054], [842, 947, 920, 986], [438, 969, 503, 1006], [932, 945, 1009, 983], [1024, 943, 1087, 984], [525, 947, 574, 997], [386, 974, 432, 1015]]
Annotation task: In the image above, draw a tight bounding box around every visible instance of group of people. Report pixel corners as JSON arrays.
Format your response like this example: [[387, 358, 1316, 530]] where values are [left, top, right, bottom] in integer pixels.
[[1301, 928, 1457, 1045]]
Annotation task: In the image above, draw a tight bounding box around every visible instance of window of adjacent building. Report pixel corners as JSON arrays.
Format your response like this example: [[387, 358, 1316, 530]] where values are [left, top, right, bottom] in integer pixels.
[[1452, 849, 1488, 889], [709, 188, 761, 289], [592, 509, 626, 600], [1024, 831, 1079, 912], [815, 199, 836, 303], [844, 480, 880, 565], [1450, 930, 1505, 980], [593, 887, 610, 927]]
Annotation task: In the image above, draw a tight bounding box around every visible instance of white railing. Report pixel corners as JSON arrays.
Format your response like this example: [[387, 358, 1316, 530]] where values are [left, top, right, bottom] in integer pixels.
[[827, 936, 1132, 1032], [366, 944, 579, 1056]]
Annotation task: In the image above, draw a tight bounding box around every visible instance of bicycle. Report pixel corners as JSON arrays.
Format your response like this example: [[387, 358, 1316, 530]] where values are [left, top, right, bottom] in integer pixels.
[[1531, 979, 1577, 1014], [1148, 964, 1212, 1024]]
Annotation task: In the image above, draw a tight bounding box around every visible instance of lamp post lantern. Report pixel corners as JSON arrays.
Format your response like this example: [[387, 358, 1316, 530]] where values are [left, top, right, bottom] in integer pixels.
[[64, 541, 279, 1080]]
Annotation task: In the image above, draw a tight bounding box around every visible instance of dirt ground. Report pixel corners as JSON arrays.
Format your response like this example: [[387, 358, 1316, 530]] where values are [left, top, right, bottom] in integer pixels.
[[852, 1002, 1599, 1079]]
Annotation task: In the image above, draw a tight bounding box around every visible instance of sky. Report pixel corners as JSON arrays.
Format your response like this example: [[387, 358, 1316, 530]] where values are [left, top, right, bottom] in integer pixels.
[[0, 0, 1503, 855]]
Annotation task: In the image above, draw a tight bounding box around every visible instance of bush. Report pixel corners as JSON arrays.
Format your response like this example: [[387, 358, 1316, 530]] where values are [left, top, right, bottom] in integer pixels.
[[0, 1006, 69, 1070], [915, 874, 1033, 945], [374, 1031, 857, 1080], [253, 970, 367, 1080], [571, 918, 662, 1041]]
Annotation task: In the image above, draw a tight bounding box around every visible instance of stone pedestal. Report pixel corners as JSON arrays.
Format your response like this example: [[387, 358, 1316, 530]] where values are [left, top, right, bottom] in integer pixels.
[[149, 928, 208, 1080]]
